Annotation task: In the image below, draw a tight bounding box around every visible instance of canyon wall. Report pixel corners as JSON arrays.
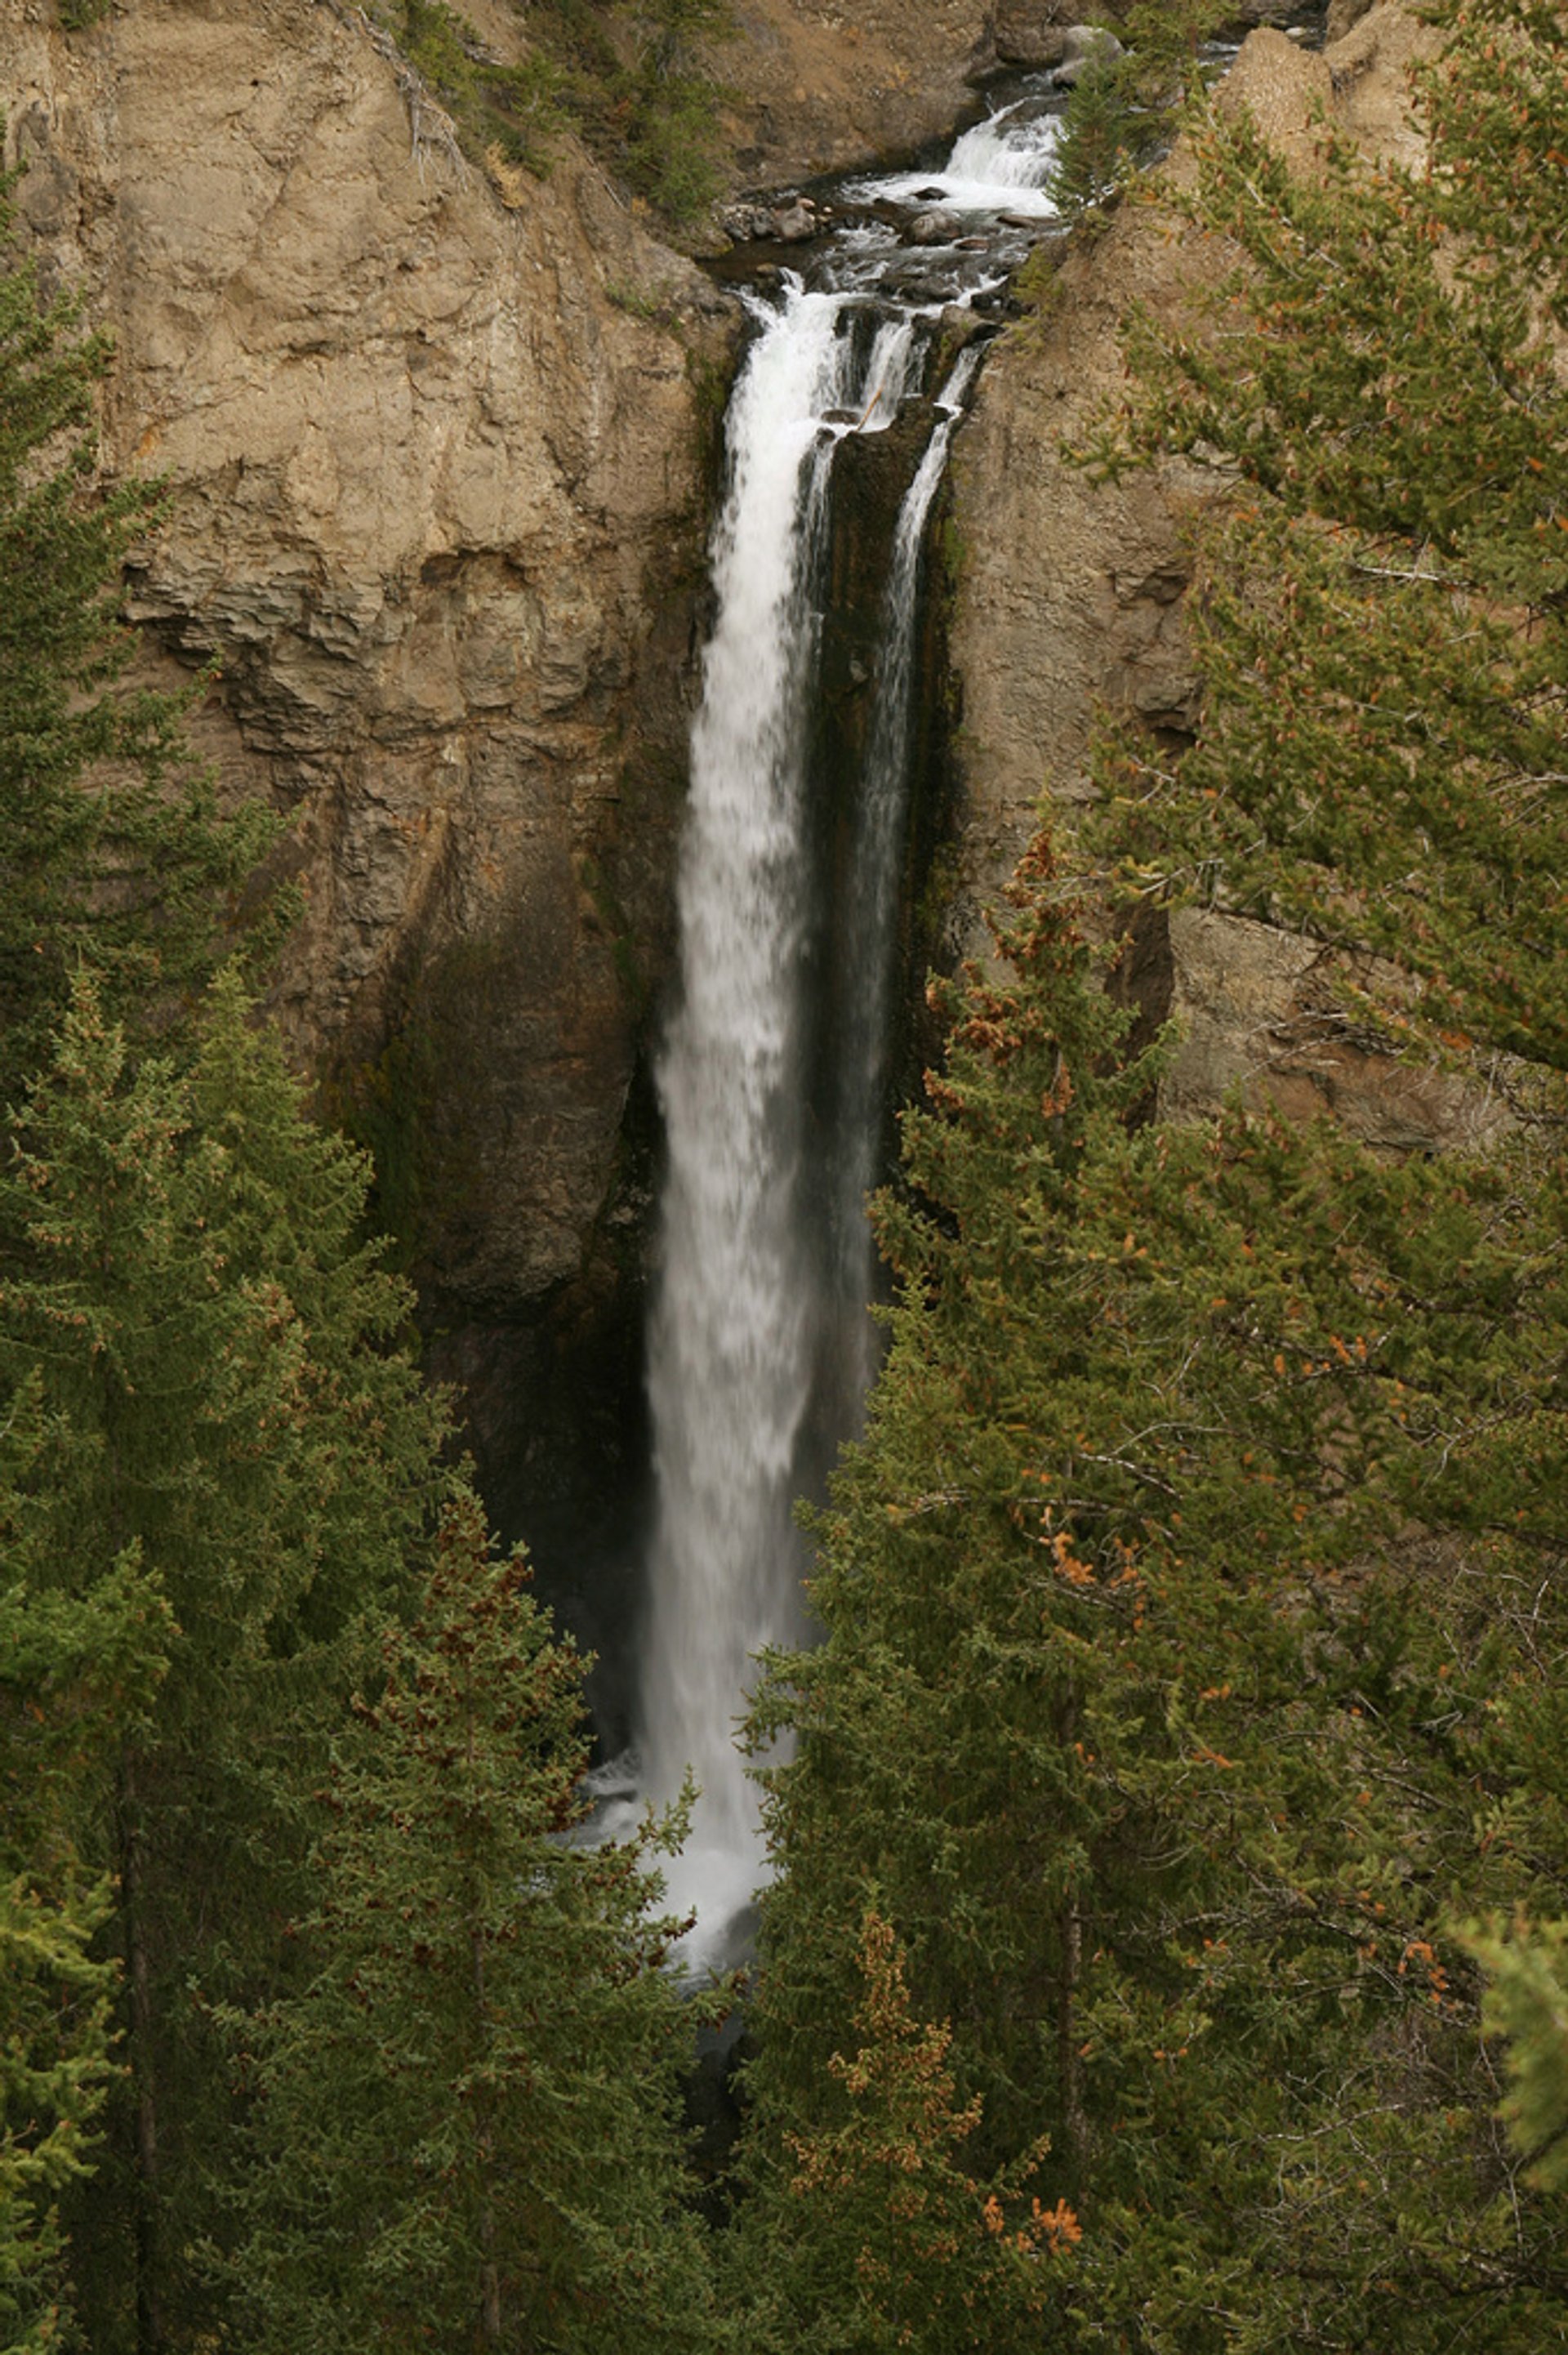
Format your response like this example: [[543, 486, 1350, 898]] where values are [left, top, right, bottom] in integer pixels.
[[2, 0, 742, 1554], [3, 0, 1505, 1651], [945, 2, 1508, 1157]]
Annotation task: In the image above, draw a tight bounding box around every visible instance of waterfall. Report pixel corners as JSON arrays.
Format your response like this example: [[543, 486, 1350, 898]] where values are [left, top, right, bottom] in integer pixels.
[[639, 284, 927, 1960], [947, 103, 1062, 190], [861, 97, 1062, 218], [631, 86, 1058, 1969]]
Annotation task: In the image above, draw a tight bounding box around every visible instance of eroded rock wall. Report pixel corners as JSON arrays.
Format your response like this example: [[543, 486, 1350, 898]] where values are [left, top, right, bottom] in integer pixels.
[[3, 0, 737, 1370], [944, 5, 1503, 1153], [708, 0, 1130, 194]]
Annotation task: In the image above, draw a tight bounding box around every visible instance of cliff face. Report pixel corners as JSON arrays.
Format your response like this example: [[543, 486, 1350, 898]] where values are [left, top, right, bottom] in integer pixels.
[[710, 0, 987, 189], [3, 0, 738, 1490], [945, 4, 1505, 1157], [710, 0, 1126, 194]]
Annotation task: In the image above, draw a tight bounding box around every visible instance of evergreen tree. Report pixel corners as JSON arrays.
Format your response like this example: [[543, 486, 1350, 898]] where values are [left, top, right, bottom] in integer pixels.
[[0, 1878, 114, 2355], [0, 972, 456, 2348], [0, 1389, 170, 2355], [1047, 56, 1140, 221], [1046, 0, 1227, 221], [1076, 0, 1568, 1068], [742, 851, 1568, 2348], [746, 1909, 1076, 2355], [0, 136, 274, 1105], [1467, 1920, 1568, 2197], [223, 1491, 724, 2355], [744, 3, 1568, 2344]]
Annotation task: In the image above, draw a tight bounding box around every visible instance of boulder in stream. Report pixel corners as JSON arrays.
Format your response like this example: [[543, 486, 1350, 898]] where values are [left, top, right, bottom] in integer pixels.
[[910, 207, 963, 244], [995, 4, 1072, 69], [771, 198, 821, 243]]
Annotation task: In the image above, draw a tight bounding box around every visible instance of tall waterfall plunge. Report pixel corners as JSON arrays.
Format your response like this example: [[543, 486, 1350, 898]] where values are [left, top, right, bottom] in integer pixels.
[[635, 92, 1063, 1969]]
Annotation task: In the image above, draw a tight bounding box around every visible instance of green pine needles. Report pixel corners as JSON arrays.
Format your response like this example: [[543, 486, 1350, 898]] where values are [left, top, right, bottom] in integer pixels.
[[220, 1492, 724, 2355], [1046, 0, 1230, 221], [1076, 0, 1568, 1068], [742, 850, 1568, 2348], [738, 3, 1568, 2345]]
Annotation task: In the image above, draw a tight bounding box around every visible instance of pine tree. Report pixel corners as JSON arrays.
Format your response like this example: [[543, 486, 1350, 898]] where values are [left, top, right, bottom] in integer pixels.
[[0, 1384, 170, 2354], [0, 1878, 115, 2355], [1466, 1920, 1568, 2197], [0, 971, 457, 2348], [0, 135, 275, 1104], [1076, 0, 1568, 1069], [223, 1491, 725, 2355], [744, 4, 1568, 2344], [741, 850, 1568, 2348], [1046, 0, 1228, 221], [748, 1909, 1075, 2355], [1047, 56, 1140, 221]]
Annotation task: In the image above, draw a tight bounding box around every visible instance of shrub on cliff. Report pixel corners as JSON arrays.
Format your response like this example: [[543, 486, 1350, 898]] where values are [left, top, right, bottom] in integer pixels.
[[372, 0, 731, 223], [1078, 0, 1568, 1070]]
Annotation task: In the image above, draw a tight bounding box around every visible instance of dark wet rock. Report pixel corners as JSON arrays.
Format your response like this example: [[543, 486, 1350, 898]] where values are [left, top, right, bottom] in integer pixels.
[[722, 201, 776, 240], [940, 303, 984, 341]]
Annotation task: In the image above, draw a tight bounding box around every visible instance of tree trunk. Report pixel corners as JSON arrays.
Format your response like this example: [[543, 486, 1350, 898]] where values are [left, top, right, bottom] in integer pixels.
[[1057, 1900, 1086, 2192], [120, 1755, 163, 2355]]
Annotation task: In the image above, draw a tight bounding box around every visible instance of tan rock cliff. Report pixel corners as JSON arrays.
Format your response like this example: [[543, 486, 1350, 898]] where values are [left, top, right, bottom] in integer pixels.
[[3, 0, 734, 1349], [945, 4, 1503, 1154], [710, 0, 1123, 194]]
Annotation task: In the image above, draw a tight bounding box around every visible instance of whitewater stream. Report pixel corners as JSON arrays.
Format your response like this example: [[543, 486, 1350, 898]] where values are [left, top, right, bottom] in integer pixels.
[[612, 87, 1067, 1970]]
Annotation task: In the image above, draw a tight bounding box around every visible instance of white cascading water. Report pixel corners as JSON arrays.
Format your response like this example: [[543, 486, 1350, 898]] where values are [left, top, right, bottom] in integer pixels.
[[640, 286, 925, 1963], [635, 91, 1062, 1971], [860, 94, 1062, 218]]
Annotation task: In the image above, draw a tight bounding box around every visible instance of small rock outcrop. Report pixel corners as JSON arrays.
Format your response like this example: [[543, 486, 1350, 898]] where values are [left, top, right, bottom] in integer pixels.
[[711, 0, 993, 188], [1053, 25, 1125, 83]]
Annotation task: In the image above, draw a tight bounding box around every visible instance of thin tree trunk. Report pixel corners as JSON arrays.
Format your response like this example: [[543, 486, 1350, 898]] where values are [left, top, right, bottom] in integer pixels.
[[1057, 1900, 1085, 2192], [120, 1755, 163, 2355], [479, 2199, 503, 2349]]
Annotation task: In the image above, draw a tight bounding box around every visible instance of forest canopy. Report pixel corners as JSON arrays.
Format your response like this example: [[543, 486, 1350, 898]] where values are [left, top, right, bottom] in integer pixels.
[[0, 138, 714, 2354]]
